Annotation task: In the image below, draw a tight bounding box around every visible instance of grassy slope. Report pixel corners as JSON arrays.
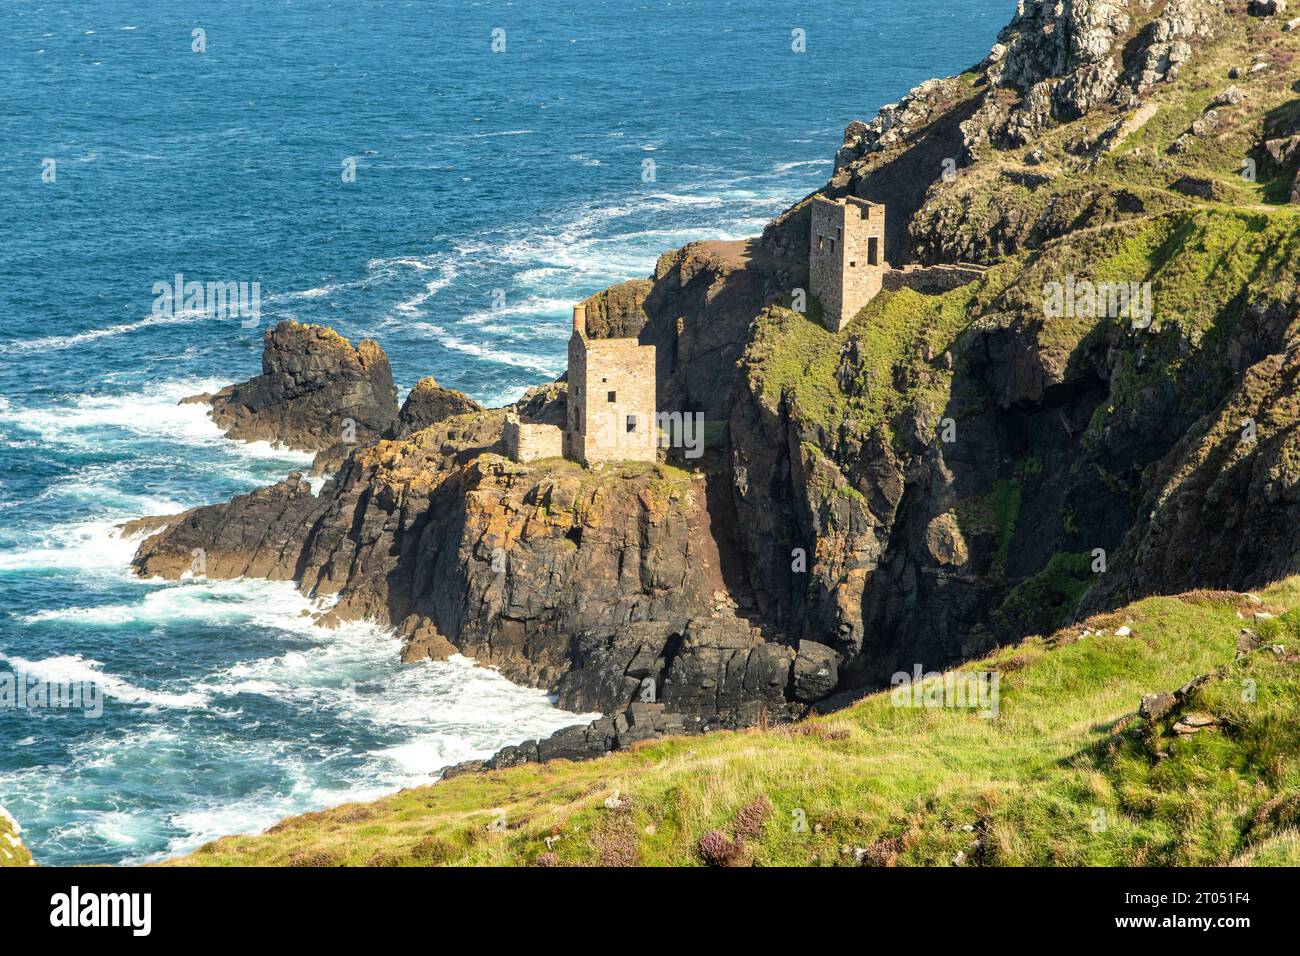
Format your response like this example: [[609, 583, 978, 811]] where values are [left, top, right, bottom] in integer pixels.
[[752, 206, 1300, 443], [0, 806, 32, 867], [179, 578, 1300, 867]]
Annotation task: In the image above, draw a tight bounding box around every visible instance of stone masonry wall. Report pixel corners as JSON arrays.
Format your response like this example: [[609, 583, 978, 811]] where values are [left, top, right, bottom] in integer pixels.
[[884, 262, 987, 296], [567, 329, 589, 461], [504, 415, 564, 462]]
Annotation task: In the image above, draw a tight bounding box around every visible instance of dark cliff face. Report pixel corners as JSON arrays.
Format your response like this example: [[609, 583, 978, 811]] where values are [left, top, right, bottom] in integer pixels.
[[134, 4, 1300, 763], [582, 239, 787, 421]]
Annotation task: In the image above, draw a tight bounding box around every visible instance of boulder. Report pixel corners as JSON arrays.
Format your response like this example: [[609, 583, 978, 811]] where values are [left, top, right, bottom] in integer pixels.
[[1212, 86, 1246, 108], [1190, 110, 1220, 138], [925, 512, 970, 566], [555, 622, 679, 714], [1139, 692, 1177, 721], [399, 621, 458, 663], [1172, 712, 1220, 736], [1247, 0, 1287, 16], [793, 641, 840, 702], [660, 621, 795, 723], [1265, 135, 1300, 169], [1169, 175, 1230, 201]]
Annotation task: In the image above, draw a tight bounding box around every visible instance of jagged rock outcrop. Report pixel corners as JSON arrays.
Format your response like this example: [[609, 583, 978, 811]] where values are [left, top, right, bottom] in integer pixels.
[[444, 619, 800, 778], [833, 78, 972, 171], [385, 376, 482, 439], [978, 0, 1220, 148], [186, 321, 399, 474], [134, 399, 815, 741], [766, 0, 1229, 269], [1254, 100, 1300, 205]]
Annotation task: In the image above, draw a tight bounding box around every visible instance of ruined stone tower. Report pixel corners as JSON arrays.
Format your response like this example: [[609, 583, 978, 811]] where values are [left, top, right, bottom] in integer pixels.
[[809, 195, 887, 332], [566, 304, 657, 464]]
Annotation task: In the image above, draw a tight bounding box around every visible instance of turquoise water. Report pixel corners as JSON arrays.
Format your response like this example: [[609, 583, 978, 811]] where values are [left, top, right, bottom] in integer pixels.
[[0, 0, 1001, 864]]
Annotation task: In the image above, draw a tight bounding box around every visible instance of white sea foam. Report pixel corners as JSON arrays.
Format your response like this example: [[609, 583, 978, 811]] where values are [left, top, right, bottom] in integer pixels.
[[0, 379, 315, 471], [0, 652, 209, 710], [1, 574, 596, 863], [455, 295, 573, 327], [0, 145, 826, 866], [771, 158, 831, 173], [0, 518, 141, 575], [0, 378, 223, 443], [465, 129, 534, 138], [642, 192, 726, 207], [394, 273, 457, 314], [408, 322, 563, 377], [0, 310, 207, 355]]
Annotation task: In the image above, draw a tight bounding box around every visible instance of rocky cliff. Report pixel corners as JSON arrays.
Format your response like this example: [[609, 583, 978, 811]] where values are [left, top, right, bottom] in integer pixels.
[[134, 1, 1300, 767], [135, 395, 819, 749], [186, 321, 401, 473]]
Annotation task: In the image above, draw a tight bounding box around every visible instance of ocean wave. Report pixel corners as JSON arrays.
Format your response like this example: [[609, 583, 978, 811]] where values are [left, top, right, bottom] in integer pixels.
[[642, 192, 726, 207], [0, 519, 142, 575], [771, 158, 832, 173], [464, 129, 534, 138], [19, 578, 324, 631], [454, 295, 573, 327], [408, 322, 563, 377], [0, 652, 209, 710], [0, 585, 597, 863], [0, 310, 207, 355], [394, 271, 458, 315], [0, 379, 315, 468]]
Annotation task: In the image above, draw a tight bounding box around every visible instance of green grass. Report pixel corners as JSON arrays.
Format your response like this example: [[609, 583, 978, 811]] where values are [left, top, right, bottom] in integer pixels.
[[154, 13, 1300, 871], [175, 579, 1300, 867], [745, 285, 976, 453], [0, 806, 32, 867]]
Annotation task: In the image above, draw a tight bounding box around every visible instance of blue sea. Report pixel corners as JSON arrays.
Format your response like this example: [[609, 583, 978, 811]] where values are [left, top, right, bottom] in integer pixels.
[[0, 0, 1001, 865]]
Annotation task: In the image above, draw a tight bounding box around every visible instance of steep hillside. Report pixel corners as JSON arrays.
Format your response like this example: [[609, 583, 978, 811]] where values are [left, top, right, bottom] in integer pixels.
[[127, 0, 1300, 772], [735, 205, 1300, 688], [177, 579, 1300, 867]]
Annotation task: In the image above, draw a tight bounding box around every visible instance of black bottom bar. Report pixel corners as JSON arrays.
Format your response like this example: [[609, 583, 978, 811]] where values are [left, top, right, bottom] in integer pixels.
[[0, 866, 1277, 941]]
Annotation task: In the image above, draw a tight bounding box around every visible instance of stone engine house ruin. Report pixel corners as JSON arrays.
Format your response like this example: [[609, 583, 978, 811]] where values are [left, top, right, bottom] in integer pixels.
[[504, 303, 658, 465], [809, 195, 888, 332]]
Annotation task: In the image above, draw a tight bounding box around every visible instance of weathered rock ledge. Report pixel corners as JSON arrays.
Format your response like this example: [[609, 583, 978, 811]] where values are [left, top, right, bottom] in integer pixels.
[[185, 321, 401, 473]]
